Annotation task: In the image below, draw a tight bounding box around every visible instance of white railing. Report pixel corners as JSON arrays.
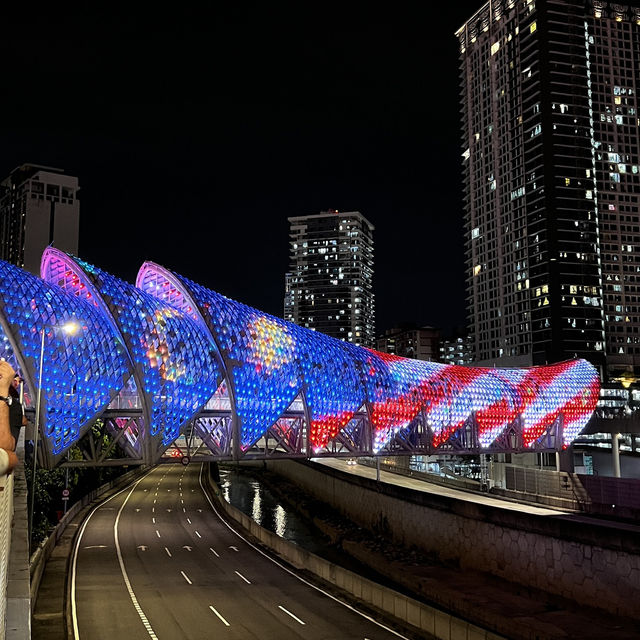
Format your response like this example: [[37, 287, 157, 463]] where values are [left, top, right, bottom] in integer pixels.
[[0, 470, 14, 640]]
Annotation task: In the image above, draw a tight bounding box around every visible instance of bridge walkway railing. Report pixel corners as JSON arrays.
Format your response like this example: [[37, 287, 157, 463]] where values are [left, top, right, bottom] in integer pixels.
[[1, 433, 31, 640]]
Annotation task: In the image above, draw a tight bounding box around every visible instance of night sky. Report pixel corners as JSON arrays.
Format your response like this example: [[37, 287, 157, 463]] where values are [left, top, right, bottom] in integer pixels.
[[3, 4, 481, 335]]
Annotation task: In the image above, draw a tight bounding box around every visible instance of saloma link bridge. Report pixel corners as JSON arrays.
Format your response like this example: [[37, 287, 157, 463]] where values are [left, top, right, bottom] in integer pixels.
[[0, 247, 600, 469]]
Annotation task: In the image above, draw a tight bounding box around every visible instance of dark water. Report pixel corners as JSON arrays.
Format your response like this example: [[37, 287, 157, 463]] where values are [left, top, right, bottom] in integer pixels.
[[218, 465, 330, 555]]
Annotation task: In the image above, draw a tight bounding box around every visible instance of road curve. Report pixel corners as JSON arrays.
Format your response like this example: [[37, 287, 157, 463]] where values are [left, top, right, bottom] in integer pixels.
[[70, 464, 410, 640]]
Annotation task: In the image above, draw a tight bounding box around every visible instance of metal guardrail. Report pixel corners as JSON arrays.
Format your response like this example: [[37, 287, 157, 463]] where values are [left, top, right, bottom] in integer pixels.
[[0, 471, 14, 639]]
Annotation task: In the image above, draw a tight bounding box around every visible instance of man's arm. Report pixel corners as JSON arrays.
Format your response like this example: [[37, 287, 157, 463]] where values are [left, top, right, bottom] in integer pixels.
[[0, 361, 18, 473]]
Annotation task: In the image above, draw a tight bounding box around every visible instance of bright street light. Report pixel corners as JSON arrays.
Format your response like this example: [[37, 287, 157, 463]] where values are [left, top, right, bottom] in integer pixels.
[[29, 319, 82, 545]]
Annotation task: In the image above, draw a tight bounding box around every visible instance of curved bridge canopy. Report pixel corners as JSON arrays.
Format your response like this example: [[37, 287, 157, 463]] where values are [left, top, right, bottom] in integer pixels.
[[0, 249, 600, 467]]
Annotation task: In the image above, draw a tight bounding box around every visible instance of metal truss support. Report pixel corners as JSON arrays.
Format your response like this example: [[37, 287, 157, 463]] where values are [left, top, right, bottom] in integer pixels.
[[241, 416, 308, 459], [53, 405, 569, 468], [60, 415, 145, 468]]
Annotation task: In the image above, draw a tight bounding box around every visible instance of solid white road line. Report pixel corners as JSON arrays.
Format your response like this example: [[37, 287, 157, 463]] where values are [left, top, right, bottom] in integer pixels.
[[181, 571, 192, 585], [197, 465, 409, 639], [278, 605, 305, 625], [113, 477, 160, 639], [71, 469, 157, 640], [209, 605, 230, 626], [235, 571, 251, 584]]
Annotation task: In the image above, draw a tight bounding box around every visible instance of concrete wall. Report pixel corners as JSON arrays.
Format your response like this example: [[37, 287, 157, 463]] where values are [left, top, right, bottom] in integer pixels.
[[264, 460, 640, 621], [203, 466, 505, 640]]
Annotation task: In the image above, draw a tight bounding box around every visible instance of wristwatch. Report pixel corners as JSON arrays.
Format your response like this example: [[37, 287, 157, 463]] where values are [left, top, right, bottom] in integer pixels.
[[0, 396, 12, 406]]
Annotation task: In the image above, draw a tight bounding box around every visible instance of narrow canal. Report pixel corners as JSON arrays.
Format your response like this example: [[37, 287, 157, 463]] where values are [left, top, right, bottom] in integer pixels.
[[218, 464, 328, 553], [217, 463, 393, 579]]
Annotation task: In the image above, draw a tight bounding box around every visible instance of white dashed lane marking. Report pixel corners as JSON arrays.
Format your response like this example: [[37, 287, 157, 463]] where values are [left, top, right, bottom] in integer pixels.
[[279, 605, 305, 625], [235, 571, 251, 584], [209, 606, 230, 627]]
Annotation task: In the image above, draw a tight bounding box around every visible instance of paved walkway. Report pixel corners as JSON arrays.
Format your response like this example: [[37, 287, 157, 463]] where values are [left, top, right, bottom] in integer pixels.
[[317, 458, 640, 533]]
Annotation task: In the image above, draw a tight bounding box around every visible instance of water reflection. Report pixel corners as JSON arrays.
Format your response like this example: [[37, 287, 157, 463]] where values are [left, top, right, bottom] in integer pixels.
[[251, 482, 263, 525], [275, 504, 286, 538], [218, 466, 324, 553], [217, 465, 401, 587]]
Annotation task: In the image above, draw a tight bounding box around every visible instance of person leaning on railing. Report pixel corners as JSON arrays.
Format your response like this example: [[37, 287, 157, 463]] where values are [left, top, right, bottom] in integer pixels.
[[0, 361, 19, 474]]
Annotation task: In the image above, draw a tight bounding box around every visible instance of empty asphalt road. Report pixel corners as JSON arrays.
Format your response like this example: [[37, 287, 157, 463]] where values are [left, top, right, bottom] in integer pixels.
[[70, 464, 410, 640]]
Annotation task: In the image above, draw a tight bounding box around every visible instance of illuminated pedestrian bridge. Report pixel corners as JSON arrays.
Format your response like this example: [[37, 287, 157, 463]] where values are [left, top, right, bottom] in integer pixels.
[[0, 248, 600, 468]]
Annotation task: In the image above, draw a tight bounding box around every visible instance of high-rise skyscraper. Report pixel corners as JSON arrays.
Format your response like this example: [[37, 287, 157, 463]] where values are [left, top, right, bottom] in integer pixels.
[[458, 0, 640, 380], [285, 210, 375, 346], [0, 164, 80, 275]]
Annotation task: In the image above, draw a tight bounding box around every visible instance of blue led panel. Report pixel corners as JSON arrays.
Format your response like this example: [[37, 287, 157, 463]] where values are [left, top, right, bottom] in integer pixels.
[[41, 251, 221, 448], [297, 330, 365, 450], [0, 259, 131, 458], [157, 274, 302, 450]]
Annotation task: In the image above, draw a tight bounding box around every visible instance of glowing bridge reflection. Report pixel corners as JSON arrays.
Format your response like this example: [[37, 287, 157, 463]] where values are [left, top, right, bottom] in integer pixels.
[[0, 249, 600, 468]]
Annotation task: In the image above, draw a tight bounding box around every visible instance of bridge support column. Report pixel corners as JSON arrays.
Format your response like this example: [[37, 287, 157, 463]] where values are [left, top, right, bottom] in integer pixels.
[[555, 449, 573, 473], [480, 453, 489, 491], [612, 433, 621, 478]]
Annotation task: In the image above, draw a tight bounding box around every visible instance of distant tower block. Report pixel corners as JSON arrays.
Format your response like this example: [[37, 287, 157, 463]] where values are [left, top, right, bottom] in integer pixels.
[[0, 164, 80, 275], [285, 210, 375, 347]]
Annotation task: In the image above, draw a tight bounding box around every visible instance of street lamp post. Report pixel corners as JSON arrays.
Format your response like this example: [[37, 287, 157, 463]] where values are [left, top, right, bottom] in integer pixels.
[[28, 321, 80, 545]]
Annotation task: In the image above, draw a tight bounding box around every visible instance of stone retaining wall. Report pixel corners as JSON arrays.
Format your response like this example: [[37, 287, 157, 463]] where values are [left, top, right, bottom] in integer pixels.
[[264, 460, 640, 620]]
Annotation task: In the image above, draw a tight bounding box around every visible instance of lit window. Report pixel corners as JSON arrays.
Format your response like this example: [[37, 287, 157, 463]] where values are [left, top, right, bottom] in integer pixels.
[[530, 21, 537, 33], [491, 41, 500, 55], [473, 265, 482, 276]]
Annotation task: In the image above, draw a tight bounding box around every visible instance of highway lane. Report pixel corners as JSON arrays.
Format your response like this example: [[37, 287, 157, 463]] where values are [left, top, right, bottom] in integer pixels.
[[71, 464, 411, 640]]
